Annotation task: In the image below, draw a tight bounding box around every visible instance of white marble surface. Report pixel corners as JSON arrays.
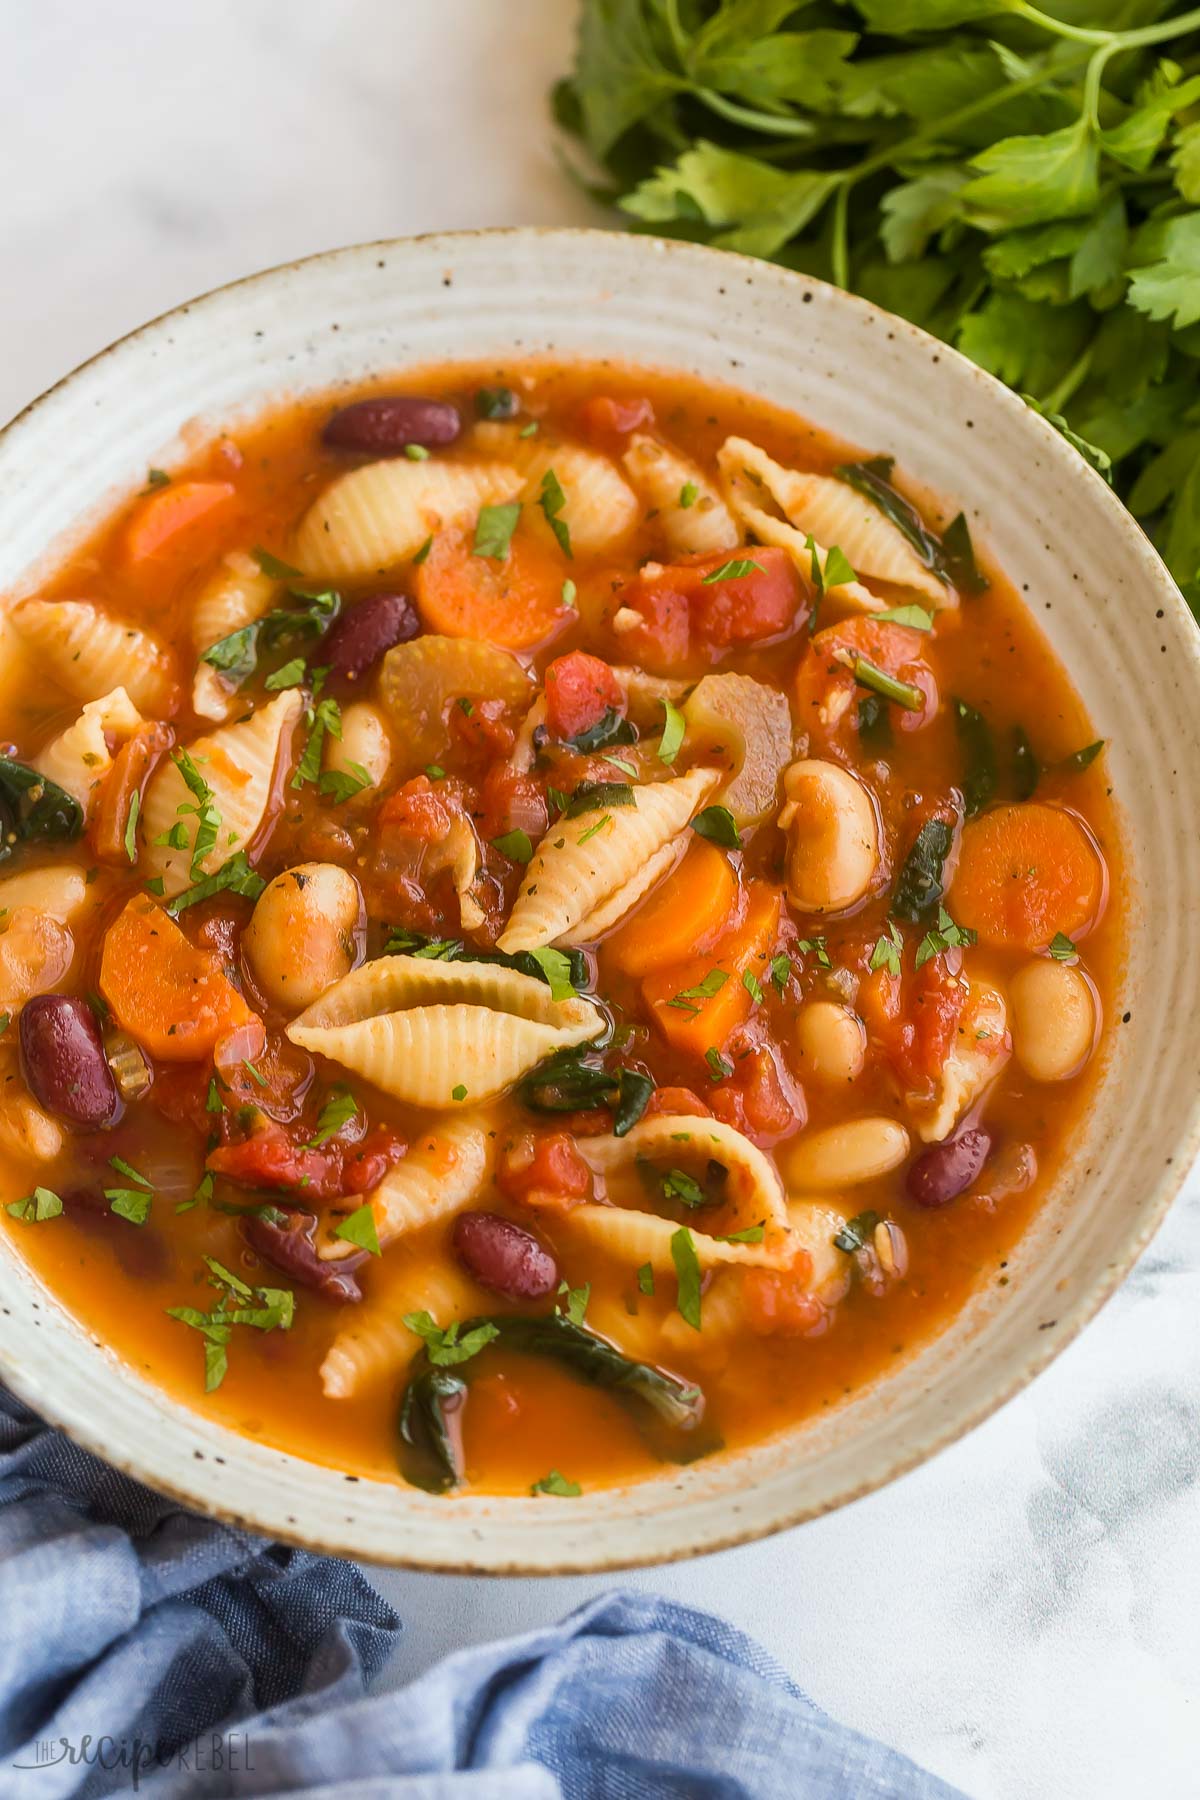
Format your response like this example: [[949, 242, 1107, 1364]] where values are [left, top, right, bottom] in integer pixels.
[[5, 4, 1199, 1795]]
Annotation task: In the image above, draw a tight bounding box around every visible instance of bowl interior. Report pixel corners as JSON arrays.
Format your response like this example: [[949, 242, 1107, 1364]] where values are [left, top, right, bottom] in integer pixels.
[[0, 229, 1196, 1572]]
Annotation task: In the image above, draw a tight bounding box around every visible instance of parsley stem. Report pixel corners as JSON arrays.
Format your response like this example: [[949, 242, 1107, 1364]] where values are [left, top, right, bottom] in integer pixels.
[[1039, 342, 1095, 417], [696, 87, 816, 138], [831, 182, 851, 292]]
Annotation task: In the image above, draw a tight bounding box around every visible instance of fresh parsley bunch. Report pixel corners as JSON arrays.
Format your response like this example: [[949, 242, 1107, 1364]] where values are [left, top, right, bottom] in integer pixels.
[[557, 1, 1200, 611]]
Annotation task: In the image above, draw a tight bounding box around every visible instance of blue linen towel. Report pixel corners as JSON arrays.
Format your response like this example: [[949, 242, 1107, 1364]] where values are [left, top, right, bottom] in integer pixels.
[[0, 1387, 966, 1799]]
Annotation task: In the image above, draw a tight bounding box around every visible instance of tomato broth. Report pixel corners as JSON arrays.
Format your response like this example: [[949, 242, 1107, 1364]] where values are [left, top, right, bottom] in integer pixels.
[[0, 361, 1123, 1497]]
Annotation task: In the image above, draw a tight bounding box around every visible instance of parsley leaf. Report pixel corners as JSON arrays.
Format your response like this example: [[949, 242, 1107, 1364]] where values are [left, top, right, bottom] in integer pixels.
[[493, 828, 534, 864], [308, 1085, 358, 1147], [658, 697, 686, 764], [402, 1312, 500, 1367], [538, 467, 573, 558], [690, 804, 740, 849], [701, 557, 764, 584], [332, 1202, 381, 1257], [531, 1469, 582, 1497], [473, 501, 521, 559], [671, 1226, 702, 1331], [6, 1187, 63, 1223]]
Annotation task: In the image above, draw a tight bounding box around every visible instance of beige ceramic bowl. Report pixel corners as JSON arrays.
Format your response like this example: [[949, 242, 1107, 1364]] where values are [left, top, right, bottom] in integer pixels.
[[0, 229, 1196, 1572]]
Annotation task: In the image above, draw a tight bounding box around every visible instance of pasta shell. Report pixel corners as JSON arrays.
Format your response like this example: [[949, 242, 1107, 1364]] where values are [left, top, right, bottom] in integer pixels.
[[622, 434, 738, 556], [909, 981, 1009, 1143], [560, 841, 679, 947], [658, 1270, 746, 1362], [33, 686, 144, 818], [291, 459, 523, 580], [571, 1113, 793, 1269], [474, 423, 639, 556], [717, 440, 884, 615], [12, 600, 175, 710], [286, 954, 603, 1107], [140, 690, 302, 897], [321, 1253, 481, 1399], [379, 635, 533, 773], [192, 551, 279, 721], [582, 1291, 669, 1366], [498, 766, 719, 953], [786, 1200, 853, 1309]]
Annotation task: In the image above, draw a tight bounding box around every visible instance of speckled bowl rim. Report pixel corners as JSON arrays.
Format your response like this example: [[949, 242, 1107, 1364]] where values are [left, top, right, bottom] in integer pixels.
[[0, 227, 1196, 1574]]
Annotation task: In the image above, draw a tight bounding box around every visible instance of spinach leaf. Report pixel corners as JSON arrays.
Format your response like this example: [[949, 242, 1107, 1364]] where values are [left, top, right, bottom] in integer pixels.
[[953, 698, 997, 817], [0, 757, 82, 865], [892, 818, 955, 923], [398, 1313, 706, 1493], [1012, 726, 1040, 800], [562, 707, 638, 753], [857, 693, 893, 752]]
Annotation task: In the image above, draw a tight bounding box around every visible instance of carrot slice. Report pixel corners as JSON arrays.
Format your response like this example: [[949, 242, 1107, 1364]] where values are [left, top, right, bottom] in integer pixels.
[[99, 892, 259, 1061], [606, 840, 739, 978], [950, 802, 1105, 950], [415, 523, 570, 650], [89, 721, 174, 865], [124, 480, 236, 565], [643, 881, 781, 1058]]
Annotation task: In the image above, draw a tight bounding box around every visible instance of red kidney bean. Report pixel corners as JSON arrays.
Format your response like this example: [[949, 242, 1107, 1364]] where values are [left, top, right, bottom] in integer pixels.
[[453, 1211, 558, 1300], [906, 1127, 993, 1209], [19, 996, 119, 1129], [322, 591, 419, 682], [323, 396, 461, 455], [244, 1209, 365, 1303]]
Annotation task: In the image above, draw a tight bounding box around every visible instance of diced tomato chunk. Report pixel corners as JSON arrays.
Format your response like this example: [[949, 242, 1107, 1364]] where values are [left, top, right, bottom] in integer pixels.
[[577, 394, 655, 442], [498, 1131, 593, 1212], [709, 1043, 804, 1147], [543, 651, 624, 742], [208, 1120, 404, 1203], [646, 1086, 712, 1120], [795, 616, 937, 752], [743, 1250, 823, 1338], [447, 696, 516, 759], [378, 776, 452, 842], [859, 953, 967, 1091], [617, 547, 805, 670], [478, 763, 549, 845]]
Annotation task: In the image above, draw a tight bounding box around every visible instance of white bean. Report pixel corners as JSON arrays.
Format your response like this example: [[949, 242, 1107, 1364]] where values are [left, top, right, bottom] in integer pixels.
[[324, 701, 392, 794], [244, 863, 363, 1012], [784, 1117, 910, 1189], [794, 1000, 866, 1084], [1010, 957, 1095, 1082], [779, 758, 879, 914], [0, 864, 94, 926]]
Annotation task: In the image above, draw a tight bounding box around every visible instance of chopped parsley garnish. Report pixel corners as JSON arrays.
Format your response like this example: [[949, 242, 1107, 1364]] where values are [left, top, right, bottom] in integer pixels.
[[690, 804, 740, 849], [577, 813, 612, 844], [105, 1155, 153, 1225], [658, 697, 686, 764], [531, 1469, 582, 1497], [742, 968, 764, 1004], [796, 936, 831, 970], [264, 656, 307, 691], [308, 1085, 358, 1147], [425, 764, 445, 780], [870, 920, 904, 978], [718, 1222, 766, 1245], [291, 697, 343, 790], [679, 481, 698, 509], [451, 1084, 468, 1102], [914, 906, 977, 970], [1049, 931, 1079, 962], [667, 967, 728, 1014], [614, 1068, 655, 1137], [164, 850, 266, 917], [705, 1047, 734, 1081], [6, 1187, 63, 1223], [556, 1280, 590, 1326], [172, 748, 220, 877], [525, 946, 578, 1002], [1062, 739, 1105, 773], [561, 577, 577, 608], [475, 386, 518, 420], [404, 443, 430, 462], [402, 1312, 499, 1367], [806, 535, 856, 598], [637, 1262, 655, 1296], [769, 954, 792, 997], [332, 1202, 381, 1257], [412, 534, 434, 565], [493, 828, 534, 864], [472, 501, 521, 559], [538, 467, 573, 557], [671, 1226, 702, 1330], [701, 557, 763, 584], [206, 1077, 226, 1114], [167, 1259, 294, 1392], [318, 761, 373, 804], [123, 790, 140, 864], [663, 1168, 705, 1208], [142, 468, 170, 492], [875, 603, 934, 631]]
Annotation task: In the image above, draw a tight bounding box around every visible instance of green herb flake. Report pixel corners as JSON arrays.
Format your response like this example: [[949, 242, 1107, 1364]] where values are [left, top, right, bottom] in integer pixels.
[[561, 577, 577, 608], [141, 468, 170, 493], [538, 468, 573, 558], [1049, 931, 1079, 961], [290, 697, 343, 791], [318, 761, 373, 804], [205, 1077, 225, 1114], [614, 1067, 655, 1137], [451, 1084, 468, 1102], [412, 534, 434, 565], [424, 764, 446, 780], [475, 386, 517, 420], [493, 828, 534, 864], [264, 657, 307, 691], [526, 946, 578, 1002], [671, 1226, 702, 1331], [742, 968, 764, 1005], [637, 1261, 655, 1296], [701, 558, 763, 585], [658, 697, 686, 765], [123, 789, 140, 864], [705, 1046, 734, 1082], [870, 920, 904, 978], [308, 1085, 358, 1147], [663, 1167, 705, 1208], [718, 1222, 766, 1245], [769, 953, 792, 997], [914, 905, 978, 970], [531, 1469, 582, 1497], [796, 936, 831, 970], [473, 501, 521, 560], [165, 851, 266, 917], [404, 443, 431, 462], [557, 1280, 591, 1326], [1062, 739, 1105, 773], [567, 779, 636, 819], [690, 804, 740, 849], [332, 1202, 381, 1257], [874, 604, 934, 631], [402, 1312, 500, 1367], [6, 1187, 63, 1223], [679, 481, 699, 509]]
